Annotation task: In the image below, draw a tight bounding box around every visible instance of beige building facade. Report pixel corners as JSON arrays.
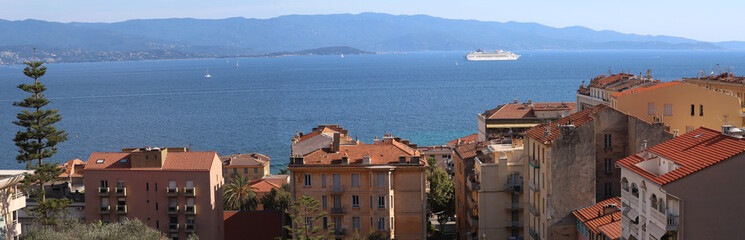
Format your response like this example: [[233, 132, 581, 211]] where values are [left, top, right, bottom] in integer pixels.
[[0, 170, 31, 240]]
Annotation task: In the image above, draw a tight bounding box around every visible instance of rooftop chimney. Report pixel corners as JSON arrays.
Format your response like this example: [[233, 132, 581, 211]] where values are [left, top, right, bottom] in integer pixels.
[[331, 132, 341, 152], [513, 99, 518, 104]]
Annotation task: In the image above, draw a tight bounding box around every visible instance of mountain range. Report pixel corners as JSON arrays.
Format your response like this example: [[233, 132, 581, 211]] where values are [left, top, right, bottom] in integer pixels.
[[1, 12, 743, 64]]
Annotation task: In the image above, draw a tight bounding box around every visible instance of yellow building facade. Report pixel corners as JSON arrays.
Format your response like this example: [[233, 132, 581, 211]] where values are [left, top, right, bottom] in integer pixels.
[[221, 153, 271, 181], [610, 82, 745, 134]]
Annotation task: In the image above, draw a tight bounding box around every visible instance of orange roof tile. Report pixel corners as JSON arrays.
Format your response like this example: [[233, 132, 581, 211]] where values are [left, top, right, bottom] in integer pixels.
[[297, 140, 423, 166], [572, 197, 621, 237], [248, 179, 282, 193], [526, 105, 607, 144], [484, 102, 576, 119], [447, 134, 478, 146], [598, 221, 621, 240], [84, 151, 218, 171], [617, 127, 745, 186], [610, 81, 681, 98], [221, 153, 270, 167], [59, 159, 86, 178]]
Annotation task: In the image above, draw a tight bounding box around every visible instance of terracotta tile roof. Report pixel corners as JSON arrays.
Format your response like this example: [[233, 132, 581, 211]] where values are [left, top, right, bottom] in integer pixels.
[[447, 134, 478, 146], [248, 178, 282, 194], [598, 221, 621, 240], [526, 105, 607, 144], [58, 159, 86, 178], [453, 142, 491, 160], [297, 140, 423, 166], [587, 73, 635, 88], [483, 102, 576, 119], [572, 197, 621, 238], [610, 81, 681, 98], [84, 151, 218, 171], [617, 127, 745, 185], [294, 125, 352, 143], [685, 72, 745, 85], [221, 153, 270, 167], [262, 175, 289, 186]]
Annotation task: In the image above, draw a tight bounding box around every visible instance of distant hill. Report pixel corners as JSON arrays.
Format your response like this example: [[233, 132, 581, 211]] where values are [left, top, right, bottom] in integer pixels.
[[0, 13, 743, 64], [259, 46, 374, 57]]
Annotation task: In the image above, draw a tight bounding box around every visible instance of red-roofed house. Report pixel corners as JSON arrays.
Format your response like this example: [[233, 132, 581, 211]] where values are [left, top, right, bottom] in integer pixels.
[[610, 81, 745, 135], [523, 105, 671, 240], [58, 159, 86, 189], [292, 125, 359, 157], [683, 72, 745, 105], [572, 197, 621, 240], [83, 147, 224, 240], [288, 133, 427, 240], [576, 73, 656, 111], [617, 126, 745, 240], [478, 100, 576, 141], [220, 153, 270, 181]]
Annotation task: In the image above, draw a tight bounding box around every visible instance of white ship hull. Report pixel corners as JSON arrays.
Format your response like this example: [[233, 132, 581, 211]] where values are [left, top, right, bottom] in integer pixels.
[[466, 50, 520, 61]]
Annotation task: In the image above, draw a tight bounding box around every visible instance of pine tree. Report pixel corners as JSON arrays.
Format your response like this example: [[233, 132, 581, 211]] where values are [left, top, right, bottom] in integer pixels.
[[13, 61, 71, 225], [285, 195, 332, 240]]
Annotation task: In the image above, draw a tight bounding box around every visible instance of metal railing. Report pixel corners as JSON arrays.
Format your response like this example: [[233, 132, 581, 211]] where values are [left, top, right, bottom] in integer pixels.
[[183, 187, 196, 197], [114, 187, 127, 196], [99, 205, 110, 214], [329, 185, 344, 193], [115, 205, 127, 214], [185, 223, 197, 232], [666, 215, 679, 231], [330, 207, 344, 215], [184, 205, 196, 215], [166, 187, 178, 196], [168, 206, 179, 214], [98, 187, 109, 196], [168, 223, 179, 232]]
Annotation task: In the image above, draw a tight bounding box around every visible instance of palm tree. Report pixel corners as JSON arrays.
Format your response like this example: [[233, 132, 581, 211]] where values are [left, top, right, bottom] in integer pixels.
[[223, 175, 258, 211]]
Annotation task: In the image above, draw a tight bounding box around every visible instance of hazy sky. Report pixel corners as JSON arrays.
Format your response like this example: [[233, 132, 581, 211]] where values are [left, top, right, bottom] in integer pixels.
[[1, 0, 743, 42]]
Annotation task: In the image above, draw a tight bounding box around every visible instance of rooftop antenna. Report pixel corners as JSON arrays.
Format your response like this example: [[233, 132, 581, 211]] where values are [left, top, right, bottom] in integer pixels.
[[188, 137, 192, 151], [608, 67, 612, 75]]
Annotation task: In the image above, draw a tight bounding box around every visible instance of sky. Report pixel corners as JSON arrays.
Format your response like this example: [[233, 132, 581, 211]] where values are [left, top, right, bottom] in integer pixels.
[[1, 0, 743, 42]]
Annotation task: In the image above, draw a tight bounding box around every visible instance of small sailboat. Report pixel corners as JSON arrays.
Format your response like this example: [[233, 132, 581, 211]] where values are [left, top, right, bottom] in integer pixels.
[[204, 68, 211, 78], [236, 60, 239, 67], [455, 61, 459, 66], [340, 54, 344, 58]]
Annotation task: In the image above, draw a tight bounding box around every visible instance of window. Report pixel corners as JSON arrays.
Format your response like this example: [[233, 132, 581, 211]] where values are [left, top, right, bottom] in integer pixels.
[[117, 181, 126, 188], [691, 104, 695, 116], [323, 217, 328, 229], [351, 174, 360, 187], [369, 196, 373, 209], [233, 168, 237, 174], [377, 217, 385, 230], [334, 217, 342, 231], [244, 168, 248, 174], [378, 196, 385, 209], [96, 159, 105, 164], [223, 168, 227, 175], [376, 173, 385, 187], [700, 104, 704, 116], [604, 134, 612, 149], [155, 183, 157, 191], [119, 158, 128, 163], [155, 202, 159, 211], [333, 195, 341, 208], [146, 183, 149, 191], [604, 182, 611, 197], [352, 195, 360, 208], [604, 158, 612, 173], [322, 195, 327, 209], [101, 180, 108, 187], [254, 168, 258, 173], [304, 174, 312, 187], [321, 174, 327, 187], [664, 104, 673, 116], [352, 217, 360, 230], [305, 217, 313, 229], [648, 103, 655, 115]]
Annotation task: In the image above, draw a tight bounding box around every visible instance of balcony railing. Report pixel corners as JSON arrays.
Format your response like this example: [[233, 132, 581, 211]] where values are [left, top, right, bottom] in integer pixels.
[[98, 187, 110, 196], [629, 196, 639, 209], [185, 223, 197, 232], [99, 205, 110, 214], [621, 190, 630, 203], [329, 185, 344, 194], [528, 228, 539, 240], [115, 205, 127, 214], [666, 215, 679, 231], [330, 207, 344, 215], [114, 187, 127, 196], [505, 180, 523, 192], [331, 228, 346, 235], [168, 206, 179, 214], [166, 187, 178, 196], [183, 187, 196, 197], [528, 204, 539, 217], [506, 202, 522, 211], [505, 221, 522, 229], [528, 182, 539, 193], [184, 205, 197, 215], [168, 223, 179, 233]]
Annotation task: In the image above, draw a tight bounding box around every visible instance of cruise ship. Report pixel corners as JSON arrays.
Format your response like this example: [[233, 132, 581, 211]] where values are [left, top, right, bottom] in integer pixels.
[[465, 49, 520, 61]]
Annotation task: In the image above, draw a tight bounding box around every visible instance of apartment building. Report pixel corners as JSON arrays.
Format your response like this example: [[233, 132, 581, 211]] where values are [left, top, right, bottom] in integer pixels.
[[288, 134, 427, 240], [610, 81, 745, 134], [523, 105, 671, 240], [572, 197, 621, 240], [292, 125, 359, 156], [617, 126, 745, 240], [453, 140, 488, 240], [0, 170, 31, 240], [478, 100, 576, 141], [220, 153, 270, 181], [683, 72, 745, 105], [418, 145, 454, 177], [83, 147, 224, 240], [576, 73, 657, 111]]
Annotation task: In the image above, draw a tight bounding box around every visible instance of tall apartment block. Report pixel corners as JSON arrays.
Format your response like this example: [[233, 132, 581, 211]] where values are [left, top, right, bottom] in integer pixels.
[[288, 133, 427, 240], [83, 147, 224, 240]]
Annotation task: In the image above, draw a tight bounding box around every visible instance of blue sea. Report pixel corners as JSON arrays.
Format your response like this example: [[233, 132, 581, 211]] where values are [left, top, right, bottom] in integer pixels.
[[1, 50, 744, 172]]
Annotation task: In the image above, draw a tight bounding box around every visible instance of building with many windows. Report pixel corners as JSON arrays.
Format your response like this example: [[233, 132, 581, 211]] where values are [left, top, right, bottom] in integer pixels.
[[220, 153, 270, 181], [617, 126, 745, 240], [683, 72, 745, 105], [576, 73, 657, 111], [478, 100, 575, 141], [288, 133, 427, 240], [83, 147, 224, 240], [0, 170, 31, 240]]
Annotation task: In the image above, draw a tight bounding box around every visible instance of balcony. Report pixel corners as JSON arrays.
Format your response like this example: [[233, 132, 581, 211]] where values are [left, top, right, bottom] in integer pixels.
[[528, 228, 539, 240], [528, 204, 539, 217], [115, 204, 127, 214], [331, 228, 346, 236], [185, 223, 197, 232], [506, 202, 522, 211], [629, 223, 639, 237], [467, 179, 480, 191], [505, 180, 522, 193], [114, 187, 127, 196], [168, 223, 179, 233], [666, 215, 679, 231], [166, 187, 178, 196], [184, 205, 197, 215], [168, 206, 179, 214], [330, 207, 344, 215], [629, 195, 639, 209], [98, 187, 110, 196], [505, 221, 523, 229], [329, 185, 344, 194], [183, 187, 196, 197], [528, 182, 539, 193], [99, 205, 110, 214], [621, 190, 630, 203]]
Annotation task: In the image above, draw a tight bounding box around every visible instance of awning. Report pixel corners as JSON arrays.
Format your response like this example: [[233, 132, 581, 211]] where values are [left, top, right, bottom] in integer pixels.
[[623, 207, 639, 220], [647, 222, 666, 238], [486, 123, 540, 129]]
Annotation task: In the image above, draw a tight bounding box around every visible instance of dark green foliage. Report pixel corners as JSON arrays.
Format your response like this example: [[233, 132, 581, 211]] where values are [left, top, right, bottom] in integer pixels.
[[260, 184, 291, 212], [22, 218, 166, 240], [427, 163, 455, 234], [223, 175, 259, 211], [285, 195, 331, 240]]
